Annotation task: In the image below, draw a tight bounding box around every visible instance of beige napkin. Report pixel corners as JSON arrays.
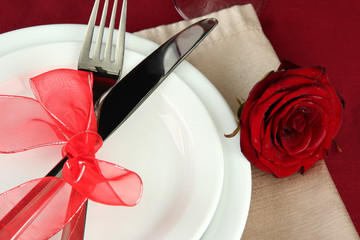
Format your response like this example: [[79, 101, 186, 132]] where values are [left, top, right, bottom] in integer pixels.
[[134, 4, 359, 239]]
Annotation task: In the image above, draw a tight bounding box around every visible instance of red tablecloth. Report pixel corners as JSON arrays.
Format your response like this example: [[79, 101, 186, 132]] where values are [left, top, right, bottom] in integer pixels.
[[1, 0, 359, 236], [259, 0, 360, 235]]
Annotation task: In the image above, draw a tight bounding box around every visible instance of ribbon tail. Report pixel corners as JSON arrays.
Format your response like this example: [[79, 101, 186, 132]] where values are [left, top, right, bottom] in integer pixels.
[[63, 157, 143, 206], [60, 191, 87, 240], [0, 177, 87, 240]]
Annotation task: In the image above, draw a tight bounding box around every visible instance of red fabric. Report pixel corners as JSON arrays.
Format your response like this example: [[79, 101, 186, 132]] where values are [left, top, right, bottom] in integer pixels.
[[258, 0, 360, 234], [0, 0, 359, 236], [0, 0, 182, 34]]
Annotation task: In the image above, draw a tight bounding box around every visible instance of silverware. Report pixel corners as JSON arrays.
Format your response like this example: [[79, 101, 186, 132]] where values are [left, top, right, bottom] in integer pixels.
[[78, 0, 126, 79], [59, 1, 128, 238], [47, 0, 127, 179], [78, 0, 127, 103], [62, 1, 127, 237], [47, 0, 127, 180], [0, 17, 217, 239]]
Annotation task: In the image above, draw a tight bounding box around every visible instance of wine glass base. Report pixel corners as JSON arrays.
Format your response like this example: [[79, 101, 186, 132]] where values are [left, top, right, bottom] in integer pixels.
[[173, 0, 264, 20]]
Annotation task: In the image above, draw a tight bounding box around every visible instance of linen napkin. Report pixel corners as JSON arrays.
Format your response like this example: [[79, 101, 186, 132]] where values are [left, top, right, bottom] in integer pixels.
[[134, 4, 359, 239]]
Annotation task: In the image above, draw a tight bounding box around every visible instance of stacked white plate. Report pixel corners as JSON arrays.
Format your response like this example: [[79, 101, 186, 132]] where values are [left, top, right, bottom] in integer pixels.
[[0, 25, 251, 240]]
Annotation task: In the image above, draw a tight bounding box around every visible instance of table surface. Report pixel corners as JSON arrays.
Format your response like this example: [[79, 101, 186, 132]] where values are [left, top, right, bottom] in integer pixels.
[[1, 0, 359, 237]]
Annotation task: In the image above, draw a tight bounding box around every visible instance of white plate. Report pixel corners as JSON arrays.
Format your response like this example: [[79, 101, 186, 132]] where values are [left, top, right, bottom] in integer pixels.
[[0, 25, 251, 239]]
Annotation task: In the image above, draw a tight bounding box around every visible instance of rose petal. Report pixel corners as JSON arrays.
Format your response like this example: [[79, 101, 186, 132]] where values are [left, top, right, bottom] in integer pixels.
[[240, 100, 274, 174], [320, 83, 344, 139], [257, 76, 316, 105], [271, 98, 305, 151], [278, 102, 328, 157], [261, 101, 329, 166], [281, 121, 312, 155], [302, 147, 327, 172], [267, 89, 333, 121], [257, 154, 303, 178], [250, 91, 288, 152], [268, 84, 334, 152], [262, 122, 304, 167], [253, 83, 332, 153], [281, 67, 326, 82]]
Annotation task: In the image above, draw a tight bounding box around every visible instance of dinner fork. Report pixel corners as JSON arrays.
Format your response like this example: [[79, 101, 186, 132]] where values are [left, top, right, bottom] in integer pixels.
[[78, 0, 126, 78], [47, 0, 127, 179], [60, 0, 128, 238], [78, 0, 127, 101], [0, 0, 127, 239]]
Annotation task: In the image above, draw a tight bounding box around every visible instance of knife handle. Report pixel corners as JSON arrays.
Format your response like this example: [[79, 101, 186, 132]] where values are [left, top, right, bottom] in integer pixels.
[[0, 178, 65, 239]]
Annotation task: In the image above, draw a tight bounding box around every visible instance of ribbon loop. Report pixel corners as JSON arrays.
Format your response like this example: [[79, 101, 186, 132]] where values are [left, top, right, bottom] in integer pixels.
[[30, 69, 97, 136], [0, 69, 143, 238]]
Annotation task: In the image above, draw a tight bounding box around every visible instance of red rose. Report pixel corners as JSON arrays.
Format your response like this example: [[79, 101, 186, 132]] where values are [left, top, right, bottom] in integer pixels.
[[240, 61, 343, 177]]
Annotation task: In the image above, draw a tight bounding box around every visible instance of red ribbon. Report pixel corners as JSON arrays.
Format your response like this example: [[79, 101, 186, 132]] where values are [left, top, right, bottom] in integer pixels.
[[0, 69, 143, 239]]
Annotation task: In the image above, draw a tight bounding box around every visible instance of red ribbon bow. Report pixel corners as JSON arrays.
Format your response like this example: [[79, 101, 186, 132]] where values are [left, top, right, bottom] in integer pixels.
[[0, 69, 142, 239]]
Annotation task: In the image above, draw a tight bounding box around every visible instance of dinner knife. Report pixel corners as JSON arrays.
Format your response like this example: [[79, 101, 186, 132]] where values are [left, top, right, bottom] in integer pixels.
[[96, 17, 217, 137], [0, 18, 218, 238]]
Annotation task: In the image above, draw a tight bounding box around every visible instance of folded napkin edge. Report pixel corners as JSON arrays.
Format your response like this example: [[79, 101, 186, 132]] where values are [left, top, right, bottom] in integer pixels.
[[134, 5, 264, 46]]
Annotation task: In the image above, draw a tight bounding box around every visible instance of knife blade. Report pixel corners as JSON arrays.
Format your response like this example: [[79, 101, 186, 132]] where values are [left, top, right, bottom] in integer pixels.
[[0, 18, 218, 238], [96, 17, 218, 139]]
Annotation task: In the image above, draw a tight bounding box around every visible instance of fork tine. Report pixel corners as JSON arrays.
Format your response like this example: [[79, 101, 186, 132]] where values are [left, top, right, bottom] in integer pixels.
[[94, 0, 109, 59], [79, 0, 100, 62], [114, 0, 127, 72], [79, 0, 126, 78], [104, 0, 119, 61]]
